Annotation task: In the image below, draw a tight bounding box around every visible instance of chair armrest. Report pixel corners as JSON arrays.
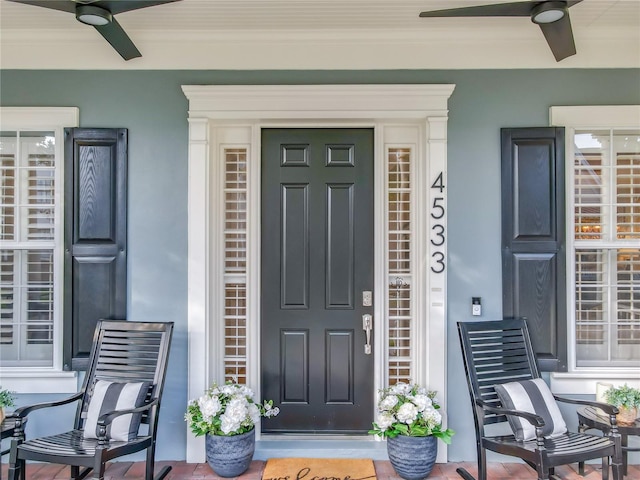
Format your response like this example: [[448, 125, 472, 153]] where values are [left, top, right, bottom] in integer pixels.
[[475, 398, 545, 427], [13, 391, 84, 419], [95, 398, 158, 441], [554, 395, 621, 429], [97, 398, 157, 426], [553, 395, 619, 416], [10, 392, 83, 436]]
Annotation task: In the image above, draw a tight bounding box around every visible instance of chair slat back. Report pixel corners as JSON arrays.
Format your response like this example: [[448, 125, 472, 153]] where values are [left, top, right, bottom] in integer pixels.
[[458, 319, 540, 426], [76, 320, 173, 429]]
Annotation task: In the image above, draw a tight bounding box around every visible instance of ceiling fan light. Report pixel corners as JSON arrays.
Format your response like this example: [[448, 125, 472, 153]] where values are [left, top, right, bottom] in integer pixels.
[[76, 5, 112, 26], [531, 2, 567, 24]]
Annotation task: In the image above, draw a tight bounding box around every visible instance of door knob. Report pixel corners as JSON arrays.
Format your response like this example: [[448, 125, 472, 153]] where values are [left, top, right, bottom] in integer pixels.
[[363, 314, 372, 355]]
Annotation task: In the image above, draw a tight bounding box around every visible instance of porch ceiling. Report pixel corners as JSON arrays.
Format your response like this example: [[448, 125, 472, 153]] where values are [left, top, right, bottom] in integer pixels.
[[1, 0, 639, 69]]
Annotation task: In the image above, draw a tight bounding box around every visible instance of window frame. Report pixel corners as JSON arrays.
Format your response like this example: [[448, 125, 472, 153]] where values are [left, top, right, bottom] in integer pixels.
[[0, 107, 79, 393], [550, 105, 640, 394]]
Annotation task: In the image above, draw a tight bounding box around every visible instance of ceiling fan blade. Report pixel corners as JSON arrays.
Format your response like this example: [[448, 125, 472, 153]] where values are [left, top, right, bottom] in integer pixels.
[[538, 13, 577, 61], [94, 17, 141, 60], [7, 0, 182, 61], [419, 1, 534, 18], [90, 0, 182, 15], [5, 0, 76, 14]]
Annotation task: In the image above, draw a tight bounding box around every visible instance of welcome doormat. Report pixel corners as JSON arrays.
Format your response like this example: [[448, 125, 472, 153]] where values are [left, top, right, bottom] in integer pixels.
[[262, 458, 377, 480]]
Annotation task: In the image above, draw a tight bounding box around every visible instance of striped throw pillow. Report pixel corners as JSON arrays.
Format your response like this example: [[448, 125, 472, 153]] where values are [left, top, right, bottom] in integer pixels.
[[83, 380, 150, 441], [494, 378, 567, 441]]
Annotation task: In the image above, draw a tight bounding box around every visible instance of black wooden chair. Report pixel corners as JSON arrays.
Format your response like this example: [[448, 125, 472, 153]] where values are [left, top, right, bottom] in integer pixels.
[[457, 319, 622, 480], [8, 320, 174, 480]]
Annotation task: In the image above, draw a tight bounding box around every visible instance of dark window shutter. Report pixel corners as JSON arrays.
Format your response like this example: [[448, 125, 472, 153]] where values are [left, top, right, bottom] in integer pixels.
[[501, 127, 567, 372], [64, 128, 127, 371]]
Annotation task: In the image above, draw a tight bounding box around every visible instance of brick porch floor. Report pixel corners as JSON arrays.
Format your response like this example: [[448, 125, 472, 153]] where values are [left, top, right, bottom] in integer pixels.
[[2, 461, 638, 480]]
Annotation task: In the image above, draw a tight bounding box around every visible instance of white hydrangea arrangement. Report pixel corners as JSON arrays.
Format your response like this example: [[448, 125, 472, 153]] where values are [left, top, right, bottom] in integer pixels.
[[185, 381, 279, 436], [369, 382, 454, 443]]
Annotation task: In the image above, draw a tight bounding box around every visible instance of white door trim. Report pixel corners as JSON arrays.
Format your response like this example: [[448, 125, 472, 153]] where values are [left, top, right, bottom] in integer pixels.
[[183, 84, 454, 462]]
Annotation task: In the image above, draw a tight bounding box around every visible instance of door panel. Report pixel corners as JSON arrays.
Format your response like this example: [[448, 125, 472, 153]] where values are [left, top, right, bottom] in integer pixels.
[[326, 184, 354, 308], [326, 330, 354, 403], [281, 330, 309, 403], [281, 184, 309, 308], [261, 128, 374, 433]]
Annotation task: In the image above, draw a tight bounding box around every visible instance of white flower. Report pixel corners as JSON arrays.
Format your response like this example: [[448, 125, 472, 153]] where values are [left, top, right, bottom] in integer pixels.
[[379, 395, 398, 411], [220, 384, 237, 396], [263, 404, 280, 418], [220, 414, 242, 434], [411, 394, 432, 412], [197, 395, 222, 419], [226, 397, 249, 423], [376, 412, 396, 431], [390, 382, 412, 395], [422, 406, 442, 427], [397, 402, 418, 424]]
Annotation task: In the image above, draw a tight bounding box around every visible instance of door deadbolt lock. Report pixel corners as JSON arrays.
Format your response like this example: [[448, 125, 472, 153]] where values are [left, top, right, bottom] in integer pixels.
[[362, 291, 372, 307]]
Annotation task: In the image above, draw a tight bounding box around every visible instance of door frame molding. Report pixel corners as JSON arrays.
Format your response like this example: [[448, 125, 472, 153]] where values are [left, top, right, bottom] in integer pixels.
[[182, 84, 455, 462]]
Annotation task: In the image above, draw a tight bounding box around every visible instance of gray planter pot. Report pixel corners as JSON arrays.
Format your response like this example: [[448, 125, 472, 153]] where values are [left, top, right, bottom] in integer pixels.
[[387, 435, 438, 480], [205, 429, 255, 477]]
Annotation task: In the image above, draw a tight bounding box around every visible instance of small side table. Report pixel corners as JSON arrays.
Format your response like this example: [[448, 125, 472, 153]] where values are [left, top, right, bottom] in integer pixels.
[[578, 406, 640, 477]]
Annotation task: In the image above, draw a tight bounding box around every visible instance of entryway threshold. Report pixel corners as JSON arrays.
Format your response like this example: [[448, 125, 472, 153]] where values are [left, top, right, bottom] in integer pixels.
[[255, 437, 389, 460]]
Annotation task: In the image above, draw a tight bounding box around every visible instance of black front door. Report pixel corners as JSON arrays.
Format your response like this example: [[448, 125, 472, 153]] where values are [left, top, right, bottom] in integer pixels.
[[261, 128, 374, 433]]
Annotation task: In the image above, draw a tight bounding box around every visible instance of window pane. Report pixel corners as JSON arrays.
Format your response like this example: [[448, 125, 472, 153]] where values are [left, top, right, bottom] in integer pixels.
[[0, 250, 15, 347], [574, 131, 608, 240], [388, 148, 411, 274], [0, 132, 17, 241], [1, 132, 55, 243], [614, 249, 640, 361], [224, 283, 246, 384], [575, 249, 608, 364], [575, 248, 640, 366], [614, 131, 640, 240], [20, 133, 55, 242], [224, 149, 247, 273], [0, 249, 54, 366], [389, 280, 411, 358]]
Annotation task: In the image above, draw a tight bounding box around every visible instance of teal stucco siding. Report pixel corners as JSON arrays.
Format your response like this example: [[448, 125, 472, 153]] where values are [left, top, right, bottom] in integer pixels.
[[2, 69, 639, 462]]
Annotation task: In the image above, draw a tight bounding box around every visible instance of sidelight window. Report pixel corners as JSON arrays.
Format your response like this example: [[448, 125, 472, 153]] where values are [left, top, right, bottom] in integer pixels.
[[387, 147, 412, 383], [223, 148, 248, 384]]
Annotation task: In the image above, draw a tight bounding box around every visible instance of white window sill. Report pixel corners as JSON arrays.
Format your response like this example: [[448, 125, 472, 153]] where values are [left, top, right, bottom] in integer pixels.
[[550, 371, 640, 395], [1, 369, 78, 394]]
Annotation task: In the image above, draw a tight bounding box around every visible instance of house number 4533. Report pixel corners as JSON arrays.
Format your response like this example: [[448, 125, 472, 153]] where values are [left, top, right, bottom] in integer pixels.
[[430, 172, 445, 274]]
